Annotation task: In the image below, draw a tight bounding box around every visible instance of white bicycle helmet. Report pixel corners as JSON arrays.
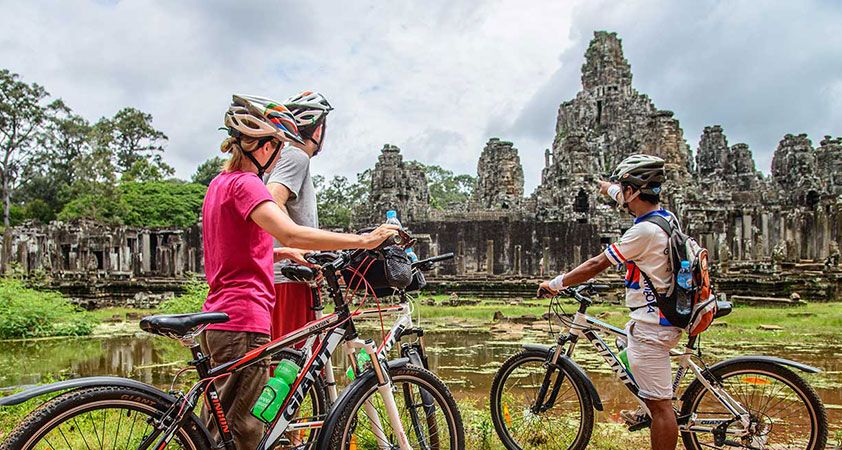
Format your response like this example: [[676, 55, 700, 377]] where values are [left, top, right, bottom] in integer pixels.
[[224, 94, 304, 144], [284, 91, 333, 154], [610, 154, 665, 196], [284, 91, 333, 128]]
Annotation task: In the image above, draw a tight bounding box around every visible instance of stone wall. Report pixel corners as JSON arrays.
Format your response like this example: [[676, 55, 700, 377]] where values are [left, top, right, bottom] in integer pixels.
[[2, 219, 201, 306]]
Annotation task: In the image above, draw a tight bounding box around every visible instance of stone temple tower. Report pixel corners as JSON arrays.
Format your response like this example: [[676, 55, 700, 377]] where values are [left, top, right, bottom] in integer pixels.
[[471, 138, 524, 210], [533, 31, 693, 219]]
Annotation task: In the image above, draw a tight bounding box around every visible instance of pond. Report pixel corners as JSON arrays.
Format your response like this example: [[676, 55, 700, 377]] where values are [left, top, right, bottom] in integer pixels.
[[1, 326, 840, 428]]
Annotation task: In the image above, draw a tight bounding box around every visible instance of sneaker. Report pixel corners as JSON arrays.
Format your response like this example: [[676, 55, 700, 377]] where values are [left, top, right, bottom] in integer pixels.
[[620, 406, 647, 425]]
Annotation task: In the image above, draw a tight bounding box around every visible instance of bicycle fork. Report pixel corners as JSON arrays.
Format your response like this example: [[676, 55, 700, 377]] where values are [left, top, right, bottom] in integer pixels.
[[345, 338, 412, 450]]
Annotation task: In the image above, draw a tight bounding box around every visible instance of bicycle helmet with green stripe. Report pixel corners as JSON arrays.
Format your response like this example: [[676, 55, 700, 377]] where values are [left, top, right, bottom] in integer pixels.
[[284, 91, 333, 155], [223, 94, 304, 177], [284, 91, 333, 128]]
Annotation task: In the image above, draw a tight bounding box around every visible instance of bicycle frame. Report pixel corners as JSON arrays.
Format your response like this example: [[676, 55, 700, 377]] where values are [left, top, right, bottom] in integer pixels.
[[149, 252, 416, 450], [543, 299, 753, 438]]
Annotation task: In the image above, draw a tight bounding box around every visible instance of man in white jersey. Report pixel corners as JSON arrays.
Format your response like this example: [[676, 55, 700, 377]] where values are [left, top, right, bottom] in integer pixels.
[[538, 154, 682, 450]]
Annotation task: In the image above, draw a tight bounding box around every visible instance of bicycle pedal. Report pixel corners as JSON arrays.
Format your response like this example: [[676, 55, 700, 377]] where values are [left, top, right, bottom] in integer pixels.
[[627, 417, 651, 432]]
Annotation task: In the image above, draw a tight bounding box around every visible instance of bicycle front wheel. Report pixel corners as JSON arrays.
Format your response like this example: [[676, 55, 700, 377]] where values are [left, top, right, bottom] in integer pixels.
[[489, 349, 593, 450], [1, 386, 210, 450], [680, 360, 828, 450], [320, 364, 464, 450]]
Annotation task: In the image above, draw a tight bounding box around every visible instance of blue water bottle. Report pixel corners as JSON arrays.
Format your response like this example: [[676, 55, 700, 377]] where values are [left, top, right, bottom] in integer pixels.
[[676, 260, 693, 315]]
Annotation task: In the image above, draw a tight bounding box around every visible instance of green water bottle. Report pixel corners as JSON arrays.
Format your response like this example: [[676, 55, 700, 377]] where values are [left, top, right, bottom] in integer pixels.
[[346, 351, 372, 380], [618, 348, 630, 370], [252, 359, 300, 423]]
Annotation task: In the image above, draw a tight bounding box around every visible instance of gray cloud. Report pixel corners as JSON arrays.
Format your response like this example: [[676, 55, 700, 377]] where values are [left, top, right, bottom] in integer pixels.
[[1, 1, 839, 193]]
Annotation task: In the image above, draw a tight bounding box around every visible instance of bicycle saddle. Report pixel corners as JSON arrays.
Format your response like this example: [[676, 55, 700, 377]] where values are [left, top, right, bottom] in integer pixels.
[[280, 264, 316, 282], [140, 312, 229, 337]]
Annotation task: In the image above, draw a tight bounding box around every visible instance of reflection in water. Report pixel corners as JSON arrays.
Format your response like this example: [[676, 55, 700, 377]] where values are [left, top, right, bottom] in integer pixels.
[[1, 329, 840, 426]]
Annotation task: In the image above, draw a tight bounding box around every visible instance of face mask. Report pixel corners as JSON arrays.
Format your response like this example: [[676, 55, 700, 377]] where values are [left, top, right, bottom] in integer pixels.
[[607, 184, 640, 216]]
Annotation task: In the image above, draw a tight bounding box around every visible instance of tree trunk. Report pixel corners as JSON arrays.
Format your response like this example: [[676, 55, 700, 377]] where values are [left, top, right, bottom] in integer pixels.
[[2, 172, 8, 228]]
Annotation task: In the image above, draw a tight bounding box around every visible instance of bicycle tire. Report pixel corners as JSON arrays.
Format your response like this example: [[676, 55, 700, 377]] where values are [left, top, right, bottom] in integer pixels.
[[405, 347, 440, 449], [1, 386, 210, 450], [680, 360, 828, 450], [320, 364, 465, 450], [490, 349, 594, 450]]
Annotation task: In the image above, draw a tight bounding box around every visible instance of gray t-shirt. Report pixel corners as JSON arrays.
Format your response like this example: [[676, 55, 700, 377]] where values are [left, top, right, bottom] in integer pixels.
[[265, 146, 318, 283]]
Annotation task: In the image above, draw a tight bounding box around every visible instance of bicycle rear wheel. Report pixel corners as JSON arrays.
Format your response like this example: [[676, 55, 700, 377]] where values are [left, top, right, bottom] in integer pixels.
[[489, 349, 593, 450], [1, 386, 210, 450], [680, 360, 827, 450]]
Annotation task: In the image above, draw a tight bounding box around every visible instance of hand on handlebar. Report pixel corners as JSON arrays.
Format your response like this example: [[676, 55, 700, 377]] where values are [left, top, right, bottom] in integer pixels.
[[359, 223, 400, 249], [537, 280, 558, 299]]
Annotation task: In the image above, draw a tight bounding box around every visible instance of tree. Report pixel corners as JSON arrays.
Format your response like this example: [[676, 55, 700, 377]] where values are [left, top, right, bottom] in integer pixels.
[[120, 181, 206, 227], [15, 104, 93, 221], [313, 172, 371, 230], [191, 156, 226, 186], [0, 69, 59, 226], [417, 163, 475, 209], [57, 123, 124, 224], [99, 107, 173, 177]]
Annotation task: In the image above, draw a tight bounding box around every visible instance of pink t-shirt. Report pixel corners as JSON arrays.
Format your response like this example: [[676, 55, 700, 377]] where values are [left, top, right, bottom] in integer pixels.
[[202, 171, 275, 335]]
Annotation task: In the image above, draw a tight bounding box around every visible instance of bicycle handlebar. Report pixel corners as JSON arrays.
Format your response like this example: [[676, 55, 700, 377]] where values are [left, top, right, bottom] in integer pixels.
[[412, 252, 454, 271]]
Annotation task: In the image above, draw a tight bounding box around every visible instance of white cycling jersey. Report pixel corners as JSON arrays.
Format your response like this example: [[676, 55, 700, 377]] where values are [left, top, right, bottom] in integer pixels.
[[603, 209, 679, 327]]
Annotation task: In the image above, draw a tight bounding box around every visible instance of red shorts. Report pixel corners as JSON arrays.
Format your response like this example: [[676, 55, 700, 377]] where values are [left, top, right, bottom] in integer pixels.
[[271, 283, 316, 342]]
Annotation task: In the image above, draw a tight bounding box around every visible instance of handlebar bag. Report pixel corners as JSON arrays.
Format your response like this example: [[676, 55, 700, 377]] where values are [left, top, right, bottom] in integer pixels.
[[342, 246, 413, 297]]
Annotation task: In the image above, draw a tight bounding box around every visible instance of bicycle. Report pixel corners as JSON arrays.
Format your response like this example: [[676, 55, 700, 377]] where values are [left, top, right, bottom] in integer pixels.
[[0, 240, 464, 450], [275, 250, 456, 446], [489, 283, 828, 449]]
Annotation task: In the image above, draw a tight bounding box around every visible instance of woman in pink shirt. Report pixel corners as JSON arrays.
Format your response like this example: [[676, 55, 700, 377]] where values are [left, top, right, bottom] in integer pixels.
[[200, 94, 397, 449]]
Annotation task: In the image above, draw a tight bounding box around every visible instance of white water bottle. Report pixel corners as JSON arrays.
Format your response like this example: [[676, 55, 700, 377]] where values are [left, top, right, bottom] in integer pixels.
[[385, 210, 418, 261], [676, 260, 693, 315]]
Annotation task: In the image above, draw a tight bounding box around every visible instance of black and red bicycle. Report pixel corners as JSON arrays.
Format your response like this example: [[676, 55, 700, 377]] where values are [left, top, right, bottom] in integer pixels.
[[0, 238, 464, 450]]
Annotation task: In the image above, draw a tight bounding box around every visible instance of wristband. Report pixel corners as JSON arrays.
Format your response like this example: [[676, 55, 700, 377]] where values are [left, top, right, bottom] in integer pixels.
[[606, 184, 622, 203], [548, 273, 565, 291]]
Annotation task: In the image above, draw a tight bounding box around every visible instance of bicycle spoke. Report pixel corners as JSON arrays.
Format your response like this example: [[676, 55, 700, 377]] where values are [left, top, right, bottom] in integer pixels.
[[57, 423, 75, 450], [73, 417, 93, 450], [112, 409, 122, 450], [125, 411, 137, 450]]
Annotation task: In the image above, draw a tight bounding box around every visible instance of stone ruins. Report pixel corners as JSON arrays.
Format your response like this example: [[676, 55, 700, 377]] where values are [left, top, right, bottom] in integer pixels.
[[5, 30, 841, 303], [351, 31, 842, 300]]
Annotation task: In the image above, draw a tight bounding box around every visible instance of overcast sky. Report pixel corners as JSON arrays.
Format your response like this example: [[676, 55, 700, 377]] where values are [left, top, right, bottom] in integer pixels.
[[2, 0, 840, 194]]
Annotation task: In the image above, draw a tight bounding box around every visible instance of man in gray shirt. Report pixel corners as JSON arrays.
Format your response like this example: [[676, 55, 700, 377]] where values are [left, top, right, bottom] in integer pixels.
[[265, 91, 333, 343]]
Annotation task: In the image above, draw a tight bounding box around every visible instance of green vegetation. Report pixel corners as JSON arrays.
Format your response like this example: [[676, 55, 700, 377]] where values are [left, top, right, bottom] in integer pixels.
[[0, 277, 96, 339], [418, 164, 476, 210], [159, 277, 208, 314], [2, 67, 203, 228], [313, 172, 370, 229], [191, 156, 225, 186]]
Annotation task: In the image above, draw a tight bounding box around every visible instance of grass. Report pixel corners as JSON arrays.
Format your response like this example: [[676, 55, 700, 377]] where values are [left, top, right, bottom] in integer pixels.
[[403, 293, 842, 340]]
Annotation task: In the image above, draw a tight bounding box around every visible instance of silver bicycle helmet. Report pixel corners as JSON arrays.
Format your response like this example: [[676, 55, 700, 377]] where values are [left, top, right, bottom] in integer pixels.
[[224, 94, 304, 144], [610, 154, 665, 196]]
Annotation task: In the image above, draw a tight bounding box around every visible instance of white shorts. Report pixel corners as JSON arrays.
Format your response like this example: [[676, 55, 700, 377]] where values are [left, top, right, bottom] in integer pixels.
[[625, 320, 683, 400]]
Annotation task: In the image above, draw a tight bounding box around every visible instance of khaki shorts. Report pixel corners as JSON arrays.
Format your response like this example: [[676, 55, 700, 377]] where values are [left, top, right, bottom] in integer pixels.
[[624, 320, 682, 400]]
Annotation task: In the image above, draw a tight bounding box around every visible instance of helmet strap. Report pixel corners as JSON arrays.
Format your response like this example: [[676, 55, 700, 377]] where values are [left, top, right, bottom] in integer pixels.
[[309, 119, 326, 156], [243, 138, 282, 178]]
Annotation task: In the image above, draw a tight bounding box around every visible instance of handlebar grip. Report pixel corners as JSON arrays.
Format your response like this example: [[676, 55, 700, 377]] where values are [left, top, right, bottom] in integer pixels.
[[537, 287, 555, 299], [590, 284, 612, 291], [428, 252, 455, 263]]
